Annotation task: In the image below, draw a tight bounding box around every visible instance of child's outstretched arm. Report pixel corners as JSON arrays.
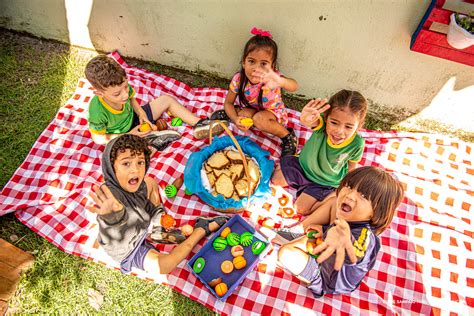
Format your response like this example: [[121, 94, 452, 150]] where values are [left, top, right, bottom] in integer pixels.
[[300, 98, 331, 128], [254, 68, 298, 92], [311, 219, 357, 271]]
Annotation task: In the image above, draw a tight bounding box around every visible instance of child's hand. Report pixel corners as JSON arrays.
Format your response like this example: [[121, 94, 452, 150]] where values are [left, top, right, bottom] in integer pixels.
[[312, 219, 357, 271], [87, 184, 124, 216], [129, 124, 152, 137], [139, 115, 157, 132], [235, 115, 251, 132], [300, 98, 331, 128], [253, 68, 282, 90], [305, 224, 323, 237]]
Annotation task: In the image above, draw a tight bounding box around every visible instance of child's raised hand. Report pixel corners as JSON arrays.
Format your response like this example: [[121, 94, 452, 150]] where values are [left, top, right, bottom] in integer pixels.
[[87, 184, 124, 216], [300, 98, 330, 128], [253, 68, 282, 90], [312, 219, 357, 271]]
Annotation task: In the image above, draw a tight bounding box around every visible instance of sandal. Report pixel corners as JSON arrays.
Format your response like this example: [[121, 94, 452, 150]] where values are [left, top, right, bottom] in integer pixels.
[[195, 215, 230, 236], [150, 226, 186, 244]]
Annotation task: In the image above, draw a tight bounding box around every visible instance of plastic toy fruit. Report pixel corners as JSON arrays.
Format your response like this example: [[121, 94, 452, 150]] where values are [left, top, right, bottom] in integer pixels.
[[193, 257, 206, 273], [208, 277, 222, 287], [231, 245, 244, 257], [220, 227, 231, 238], [139, 122, 152, 132], [251, 240, 266, 255], [213, 237, 228, 251], [164, 185, 177, 198], [226, 232, 240, 246], [233, 255, 247, 270], [160, 214, 175, 230], [184, 188, 192, 195], [240, 232, 253, 246], [155, 118, 168, 131], [221, 260, 234, 274], [215, 282, 228, 297], [240, 117, 254, 127], [181, 224, 194, 237], [171, 117, 183, 126]]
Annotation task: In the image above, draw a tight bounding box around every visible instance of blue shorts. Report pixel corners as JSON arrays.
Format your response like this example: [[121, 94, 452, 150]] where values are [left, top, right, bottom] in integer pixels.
[[131, 103, 155, 128], [280, 155, 335, 201], [120, 234, 156, 273]]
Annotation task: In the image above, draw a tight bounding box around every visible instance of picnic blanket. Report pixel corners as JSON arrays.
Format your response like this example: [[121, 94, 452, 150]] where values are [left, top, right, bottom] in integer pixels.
[[1, 51, 473, 315]]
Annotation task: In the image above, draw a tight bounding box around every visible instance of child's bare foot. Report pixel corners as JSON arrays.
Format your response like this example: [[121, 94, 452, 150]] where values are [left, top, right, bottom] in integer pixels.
[[194, 215, 230, 236]]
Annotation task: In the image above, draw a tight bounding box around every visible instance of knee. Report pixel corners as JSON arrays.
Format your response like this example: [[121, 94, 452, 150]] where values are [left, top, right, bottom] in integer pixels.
[[278, 244, 292, 266], [252, 112, 268, 129], [154, 94, 177, 107]]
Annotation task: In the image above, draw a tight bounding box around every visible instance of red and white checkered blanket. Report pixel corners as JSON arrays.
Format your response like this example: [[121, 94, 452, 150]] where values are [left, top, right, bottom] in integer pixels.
[[1, 52, 473, 315]]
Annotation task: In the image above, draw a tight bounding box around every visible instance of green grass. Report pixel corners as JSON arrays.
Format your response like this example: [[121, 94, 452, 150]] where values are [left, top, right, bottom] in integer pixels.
[[0, 30, 216, 315]]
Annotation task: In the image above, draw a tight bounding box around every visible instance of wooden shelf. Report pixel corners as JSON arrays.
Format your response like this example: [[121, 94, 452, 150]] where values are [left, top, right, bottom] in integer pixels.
[[410, 0, 474, 67]]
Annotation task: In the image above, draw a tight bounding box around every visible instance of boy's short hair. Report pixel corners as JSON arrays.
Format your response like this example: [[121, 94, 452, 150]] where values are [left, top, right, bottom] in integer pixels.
[[337, 166, 404, 235], [110, 134, 151, 169], [85, 55, 127, 90]]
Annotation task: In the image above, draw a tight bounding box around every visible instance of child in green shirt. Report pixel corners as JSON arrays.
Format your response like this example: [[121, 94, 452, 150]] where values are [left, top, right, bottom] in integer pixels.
[[272, 89, 367, 216], [85, 55, 228, 145]]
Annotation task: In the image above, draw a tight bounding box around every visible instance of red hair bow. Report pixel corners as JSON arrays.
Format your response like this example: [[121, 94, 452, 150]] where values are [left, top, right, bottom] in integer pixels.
[[251, 27, 273, 39]]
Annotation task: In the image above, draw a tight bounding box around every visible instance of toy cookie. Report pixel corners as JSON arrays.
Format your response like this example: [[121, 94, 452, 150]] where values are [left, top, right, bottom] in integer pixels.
[[220, 227, 231, 238], [213, 237, 228, 251], [193, 257, 206, 273], [231, 245, 244, 257], [181, 224, 194, 237], [226, 232, 240, 246], [215, 282, 228, 297], [233, 256, 247, 270], [221, 260, 234, 274], [251, 240, 266, 255], [208, 277, 222, 288], [240, 232, 253, 246]]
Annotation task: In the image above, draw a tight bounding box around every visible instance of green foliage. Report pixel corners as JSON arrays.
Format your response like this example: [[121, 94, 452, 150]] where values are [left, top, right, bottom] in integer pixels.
[[455, 13, 474, 34]]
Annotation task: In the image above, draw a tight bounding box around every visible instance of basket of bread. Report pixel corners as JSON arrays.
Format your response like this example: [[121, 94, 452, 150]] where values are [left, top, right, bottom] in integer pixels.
[[184, 121, 274, 213]]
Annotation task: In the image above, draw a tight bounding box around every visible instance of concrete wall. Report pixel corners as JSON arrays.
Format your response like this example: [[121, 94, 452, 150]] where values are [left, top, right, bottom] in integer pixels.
[[1, 0, 473, 131]]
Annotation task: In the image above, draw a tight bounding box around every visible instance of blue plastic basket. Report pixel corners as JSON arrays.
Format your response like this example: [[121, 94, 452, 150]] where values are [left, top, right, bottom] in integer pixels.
[[184, 135, 274, 212], [187, 215, 270, 301]]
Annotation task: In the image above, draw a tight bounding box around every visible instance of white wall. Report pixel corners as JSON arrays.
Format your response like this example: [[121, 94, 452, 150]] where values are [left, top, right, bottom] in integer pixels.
[[1, 0, 473, 131]]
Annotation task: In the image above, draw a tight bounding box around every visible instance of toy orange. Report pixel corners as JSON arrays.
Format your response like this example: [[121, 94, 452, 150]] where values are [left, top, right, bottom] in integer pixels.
[[221, 260, 234, 274], [139, 122, 152, 132], [214, 282, 228, 297], [220, 227, 231, 238], [233, 255, 247, 270], [160, 214, 175, 230]]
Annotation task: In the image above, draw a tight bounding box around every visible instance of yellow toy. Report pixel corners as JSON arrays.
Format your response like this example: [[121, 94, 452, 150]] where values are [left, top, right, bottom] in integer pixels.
[[240, 118, 254, 127]]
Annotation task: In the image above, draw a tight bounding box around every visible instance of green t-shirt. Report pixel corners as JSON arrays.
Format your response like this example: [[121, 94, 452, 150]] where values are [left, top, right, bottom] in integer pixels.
[[87, 85, 136, 135], [299, 121, 365, 188]]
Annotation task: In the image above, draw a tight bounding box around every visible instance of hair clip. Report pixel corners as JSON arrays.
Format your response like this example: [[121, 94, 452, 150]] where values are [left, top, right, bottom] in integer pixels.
[[251, 27, 273, 39]]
